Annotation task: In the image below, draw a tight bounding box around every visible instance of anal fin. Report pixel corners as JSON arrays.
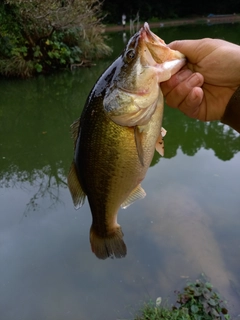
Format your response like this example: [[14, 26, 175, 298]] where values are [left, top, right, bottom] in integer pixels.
[[121, 184, 146, 209], [67, 161, 86, 209], [70, 118, 80, 147]]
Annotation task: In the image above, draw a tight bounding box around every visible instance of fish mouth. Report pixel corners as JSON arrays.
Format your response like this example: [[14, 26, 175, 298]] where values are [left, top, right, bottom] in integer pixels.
[[140, 22, 185, 63], [141, 22, 165, 46], [118, 22, 186, 95], [104, 22, 186, 128]]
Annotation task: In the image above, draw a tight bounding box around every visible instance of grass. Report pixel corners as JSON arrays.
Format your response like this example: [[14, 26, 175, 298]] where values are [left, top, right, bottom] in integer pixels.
[[135, 301, 191, 320]]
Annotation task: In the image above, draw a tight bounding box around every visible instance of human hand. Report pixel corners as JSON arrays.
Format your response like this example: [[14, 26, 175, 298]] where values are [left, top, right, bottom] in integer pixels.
[[161, 38, 240, 121]]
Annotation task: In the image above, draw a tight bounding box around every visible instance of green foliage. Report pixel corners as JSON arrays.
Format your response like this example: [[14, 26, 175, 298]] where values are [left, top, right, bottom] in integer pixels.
[[135, 300, 191, 320], [135, 281, 230, 320], [175, 281, 230, 320], [0, 0, 112, 78]]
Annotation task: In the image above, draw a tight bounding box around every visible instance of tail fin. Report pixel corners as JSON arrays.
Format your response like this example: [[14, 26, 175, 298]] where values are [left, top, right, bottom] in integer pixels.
[[90, 226, 127, 260]]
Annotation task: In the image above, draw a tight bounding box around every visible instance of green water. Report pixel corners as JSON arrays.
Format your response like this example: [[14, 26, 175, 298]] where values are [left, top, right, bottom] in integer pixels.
[[1, 22, 240, 319]]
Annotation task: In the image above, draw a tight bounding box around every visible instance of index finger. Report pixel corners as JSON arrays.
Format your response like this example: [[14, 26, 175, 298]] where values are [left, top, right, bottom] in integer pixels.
[[168, 39, 205, 64]]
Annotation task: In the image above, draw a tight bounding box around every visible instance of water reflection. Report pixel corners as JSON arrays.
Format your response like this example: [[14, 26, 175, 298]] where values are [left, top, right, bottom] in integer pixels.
[[164, 108, 240, 160], [1, 72, 240, 215], [1, 73, 239, 177], [1, 23, 240, 319]]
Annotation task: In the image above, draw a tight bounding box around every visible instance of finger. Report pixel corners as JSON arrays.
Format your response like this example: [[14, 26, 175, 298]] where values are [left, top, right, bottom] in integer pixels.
[[161, 68, 192, 96], [178, 87, 204, 119], [163, 72, 204, 109], [168, 39, 205, 63]]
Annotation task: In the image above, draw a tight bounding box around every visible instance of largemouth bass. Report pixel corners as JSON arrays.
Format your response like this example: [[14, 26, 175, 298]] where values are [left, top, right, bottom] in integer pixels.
[[68, 22, 185, 259]]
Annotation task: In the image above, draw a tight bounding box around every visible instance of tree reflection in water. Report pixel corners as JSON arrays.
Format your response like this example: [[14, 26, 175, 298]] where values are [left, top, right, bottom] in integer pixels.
[[152, 107, 240, 166], [0, 69, 240, 211]]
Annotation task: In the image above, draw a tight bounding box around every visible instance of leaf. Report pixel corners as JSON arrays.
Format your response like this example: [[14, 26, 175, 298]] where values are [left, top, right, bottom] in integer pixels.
[[203, 291, 211, 299], [33, 46, 42, 57], [193, 288, 202, 297], [191, 305, 199, 313], [208, 298, 217, 306], [205, 282, 213, 290], [202, 301, 211, 313], [210, 308, 220, 317], [35, 63, 42, 73]]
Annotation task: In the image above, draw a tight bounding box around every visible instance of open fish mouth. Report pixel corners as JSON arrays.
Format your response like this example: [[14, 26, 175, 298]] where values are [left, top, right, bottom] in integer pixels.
[[141, 22, 165, 46], [104, 23, 186, 128], [140, 22, 185, 64]]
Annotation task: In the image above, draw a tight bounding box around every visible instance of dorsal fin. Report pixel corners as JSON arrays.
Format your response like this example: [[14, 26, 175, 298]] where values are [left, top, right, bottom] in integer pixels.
[[70, 118, 80, 147], [121, 184, 146, 209], [67, 161, 86, 209]]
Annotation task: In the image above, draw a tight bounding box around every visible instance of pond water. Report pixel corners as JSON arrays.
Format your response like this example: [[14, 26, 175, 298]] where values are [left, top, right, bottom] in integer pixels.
[[1, 22, 240, 319]]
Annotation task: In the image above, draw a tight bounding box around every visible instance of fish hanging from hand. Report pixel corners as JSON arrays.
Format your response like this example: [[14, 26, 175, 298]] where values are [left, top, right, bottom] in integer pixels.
[[67, 22, 185, 259]]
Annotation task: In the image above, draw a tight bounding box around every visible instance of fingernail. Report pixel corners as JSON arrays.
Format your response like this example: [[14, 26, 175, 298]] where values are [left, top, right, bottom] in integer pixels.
[[187, 74, 202, 87], [177, 69, 192, 82]]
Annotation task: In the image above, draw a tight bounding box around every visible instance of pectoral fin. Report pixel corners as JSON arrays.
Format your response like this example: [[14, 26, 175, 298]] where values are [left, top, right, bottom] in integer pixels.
[[134, 126, 144, 166], [121, 184, 146, 209], [67, 161, 86, 209], [155, 127, 167, 156]]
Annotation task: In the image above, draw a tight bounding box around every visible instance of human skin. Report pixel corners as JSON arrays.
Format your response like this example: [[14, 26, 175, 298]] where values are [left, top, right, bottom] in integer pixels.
[[160, 38, 240, 121]]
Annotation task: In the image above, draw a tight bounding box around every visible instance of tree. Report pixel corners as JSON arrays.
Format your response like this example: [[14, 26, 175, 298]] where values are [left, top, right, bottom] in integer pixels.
[[102, 0, 240, 23], [0, 0, 111, 77]]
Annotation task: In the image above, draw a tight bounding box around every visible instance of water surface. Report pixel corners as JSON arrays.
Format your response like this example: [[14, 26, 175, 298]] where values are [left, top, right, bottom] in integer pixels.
[[1, 22, 240, 319]]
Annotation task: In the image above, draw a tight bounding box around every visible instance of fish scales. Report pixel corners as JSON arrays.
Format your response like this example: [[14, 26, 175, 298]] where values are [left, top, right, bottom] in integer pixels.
[[76, 85, 160, 237], [68, 22, 186, 259]]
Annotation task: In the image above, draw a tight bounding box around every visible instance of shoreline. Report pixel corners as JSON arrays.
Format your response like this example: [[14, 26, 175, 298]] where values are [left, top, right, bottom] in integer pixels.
[[104, 14, 240, 32]]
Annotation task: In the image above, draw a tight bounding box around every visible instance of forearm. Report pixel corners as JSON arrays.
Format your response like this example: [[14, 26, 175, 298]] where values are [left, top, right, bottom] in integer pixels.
[[221, 87, 240, 133]]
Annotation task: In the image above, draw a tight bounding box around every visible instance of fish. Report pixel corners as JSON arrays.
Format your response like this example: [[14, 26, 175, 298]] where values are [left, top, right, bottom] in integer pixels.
[[67, 22, 185, 260]]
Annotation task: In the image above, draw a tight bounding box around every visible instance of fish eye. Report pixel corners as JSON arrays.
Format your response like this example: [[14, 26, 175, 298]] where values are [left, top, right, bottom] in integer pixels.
[[126, 49, 135, 60]]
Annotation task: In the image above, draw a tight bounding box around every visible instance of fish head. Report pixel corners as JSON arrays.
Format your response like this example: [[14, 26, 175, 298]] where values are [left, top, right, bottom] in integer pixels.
[[103, 22, 186, 127]]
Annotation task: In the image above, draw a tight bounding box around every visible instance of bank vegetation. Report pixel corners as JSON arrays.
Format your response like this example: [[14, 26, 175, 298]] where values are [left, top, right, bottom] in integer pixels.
[[0, 0, 112, 78]]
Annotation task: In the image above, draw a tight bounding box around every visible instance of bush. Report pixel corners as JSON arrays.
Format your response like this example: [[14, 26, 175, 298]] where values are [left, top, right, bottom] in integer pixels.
[[0, 0, 112, 78]]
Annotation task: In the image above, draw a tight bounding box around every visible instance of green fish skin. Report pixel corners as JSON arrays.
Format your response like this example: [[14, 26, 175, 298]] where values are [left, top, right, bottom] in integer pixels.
[[68, 22, 185, 259]]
